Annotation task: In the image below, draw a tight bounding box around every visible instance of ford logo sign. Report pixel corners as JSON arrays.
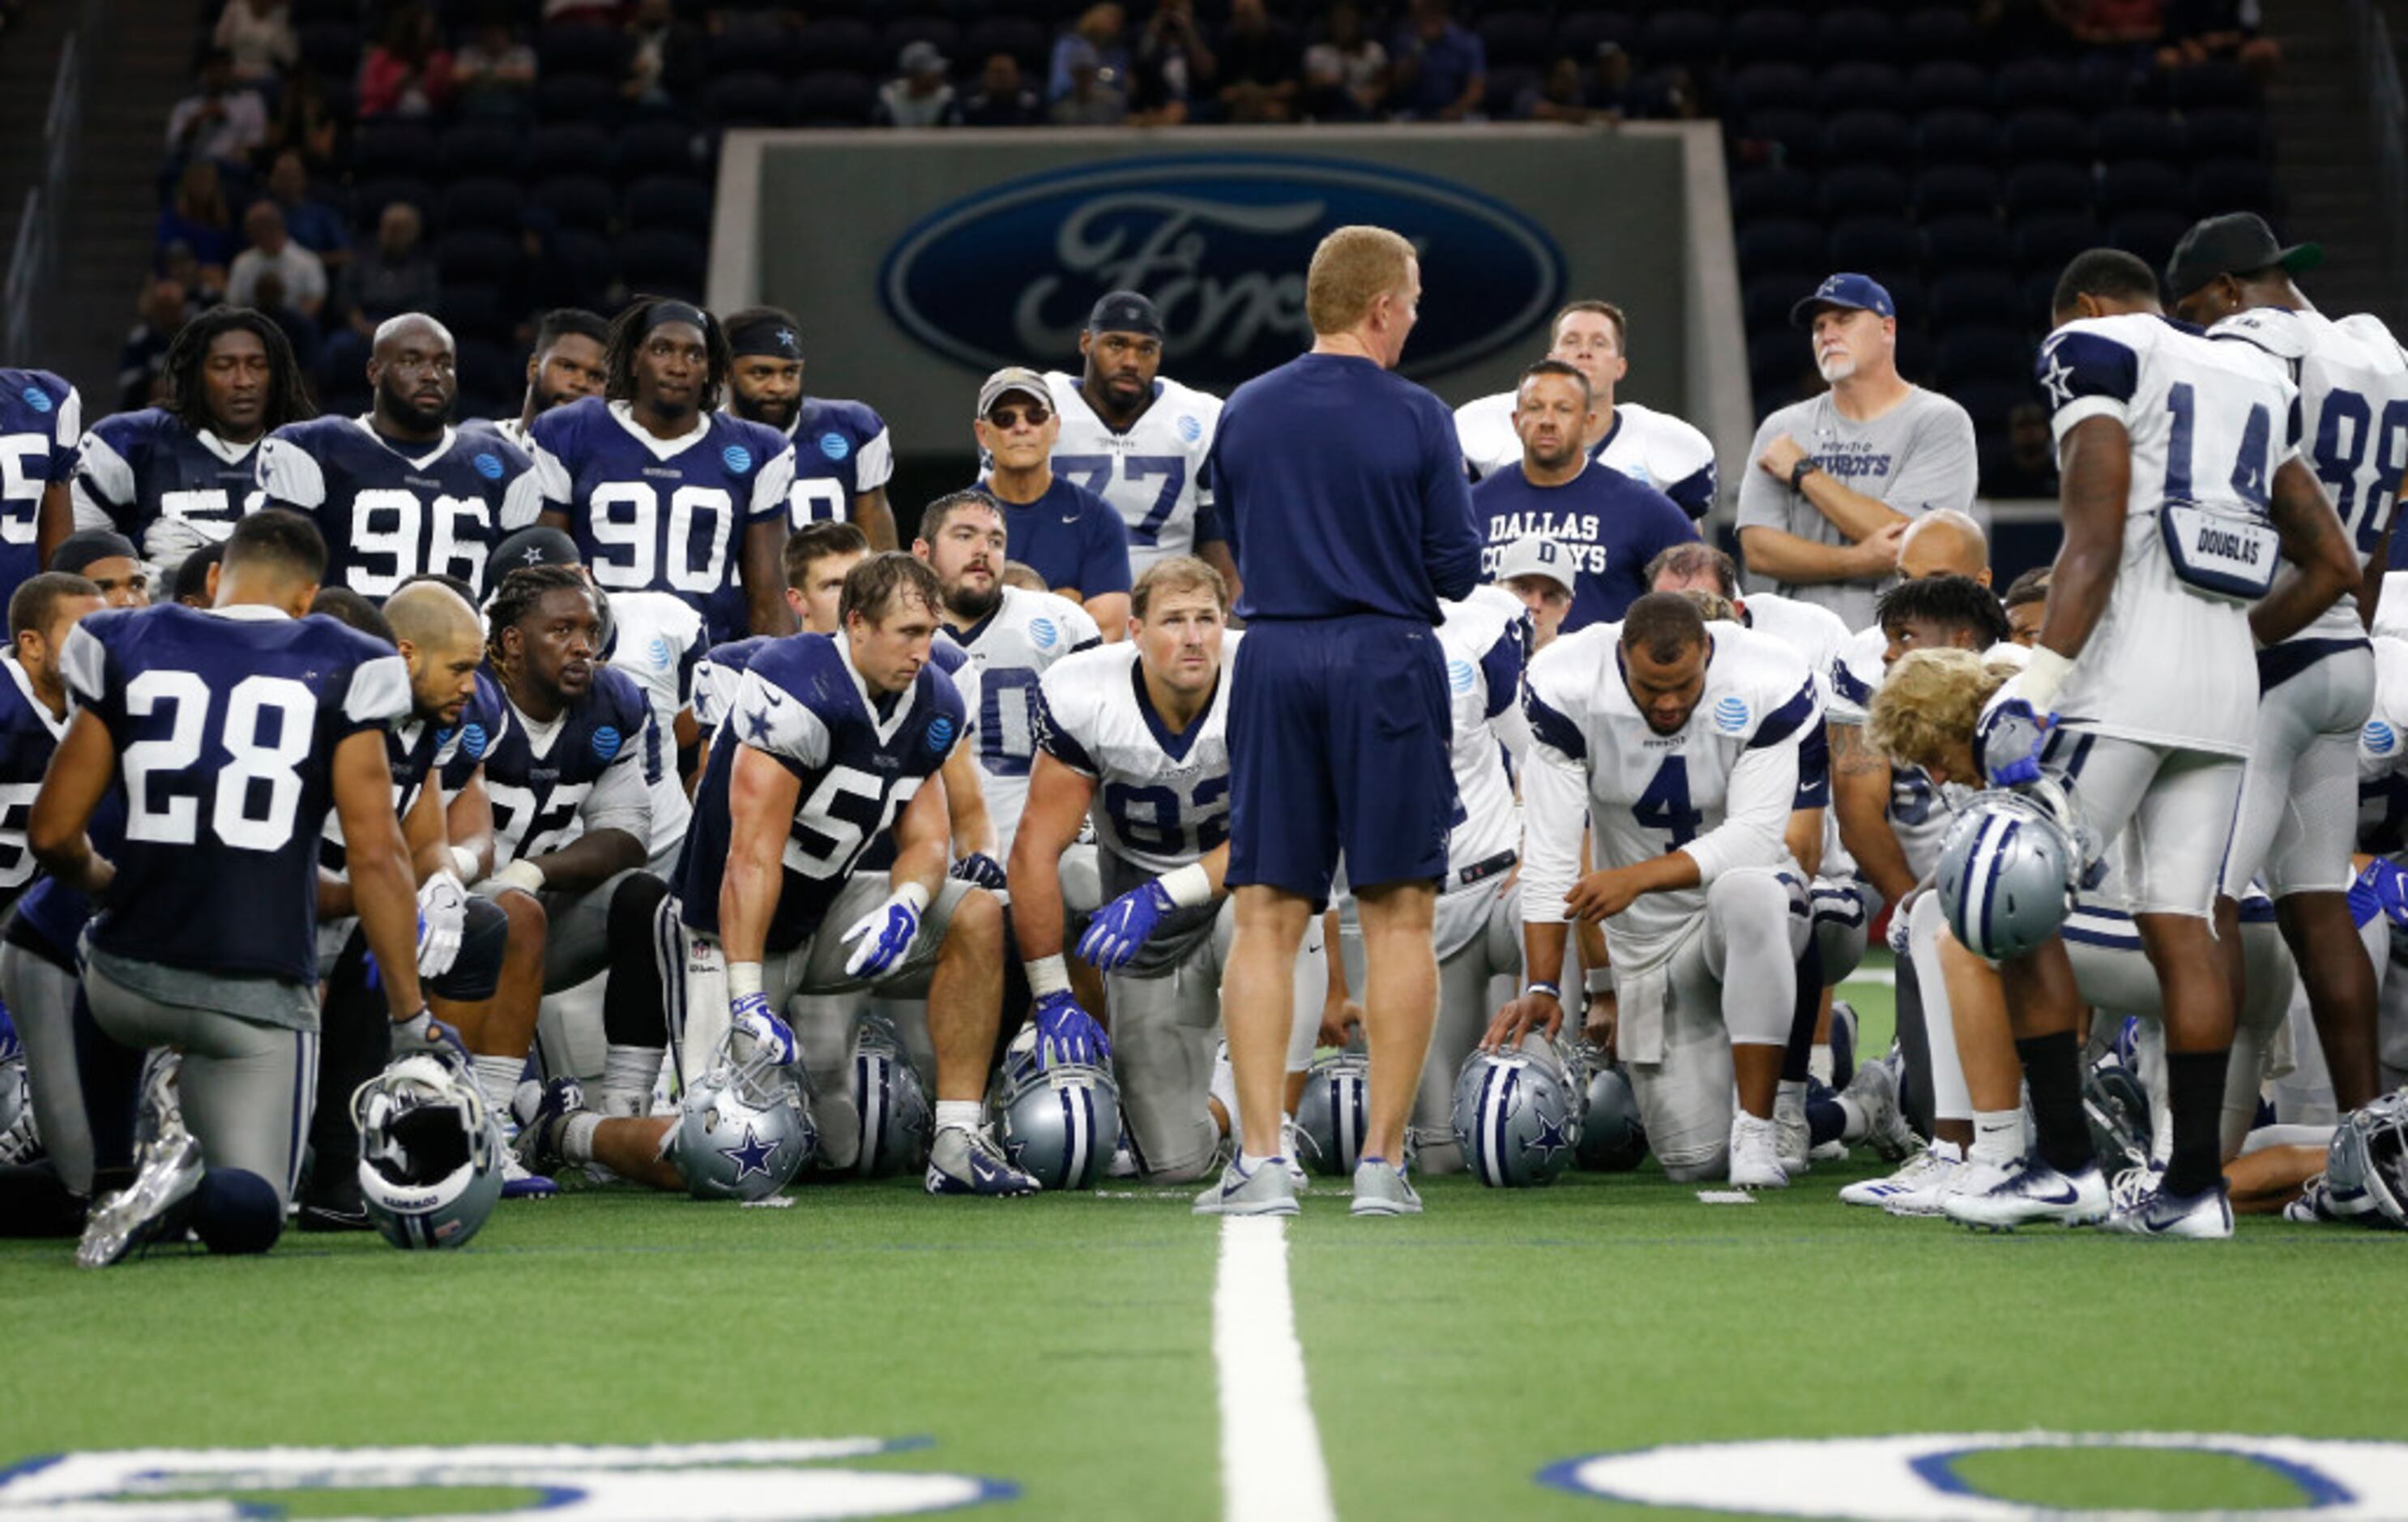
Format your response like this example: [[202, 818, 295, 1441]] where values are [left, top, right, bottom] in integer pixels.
[[879, 155, 1565, 389]]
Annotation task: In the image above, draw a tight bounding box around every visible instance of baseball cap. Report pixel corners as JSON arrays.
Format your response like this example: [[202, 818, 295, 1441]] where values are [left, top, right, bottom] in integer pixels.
[[2166, 212, 2323, 301], [899, 39, 948, 75], [1495, 535, 1575, 596], [1086, 289, 1163, 340], [1791, 272, 1896, 327], [976, 366, 1049, 417], [486, 525, 582, 599]]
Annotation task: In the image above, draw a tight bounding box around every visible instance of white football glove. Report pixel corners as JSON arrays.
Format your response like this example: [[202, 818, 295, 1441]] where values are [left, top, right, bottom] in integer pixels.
[[416, 869, 468, 978], [839, 883, 929, 979]]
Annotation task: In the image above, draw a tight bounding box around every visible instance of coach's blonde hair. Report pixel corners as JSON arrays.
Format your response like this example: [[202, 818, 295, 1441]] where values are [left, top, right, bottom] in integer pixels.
[[1865, 647, 2019, 769], [1305, 226, 1416, 336], [1131, 554, 1228, 619]]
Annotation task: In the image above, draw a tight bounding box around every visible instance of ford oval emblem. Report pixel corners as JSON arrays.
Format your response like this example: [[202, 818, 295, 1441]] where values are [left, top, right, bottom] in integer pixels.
[[877, 155, 1565, 389]]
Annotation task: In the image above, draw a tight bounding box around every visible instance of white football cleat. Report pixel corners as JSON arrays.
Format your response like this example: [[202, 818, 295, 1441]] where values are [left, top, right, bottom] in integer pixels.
[[1941, 1153, 2108, 1231], [1843, 1060, 1919, 1163], [1727, 1114, 1788, 1190], [2099, 1178, 2234, 1239], [1841, 1140, 1961, 1212], [1774, 1088, 1812, 1175]]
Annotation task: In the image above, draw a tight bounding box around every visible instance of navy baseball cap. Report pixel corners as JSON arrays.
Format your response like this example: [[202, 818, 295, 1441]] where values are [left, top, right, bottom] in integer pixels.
[[486, 525, 582, 598], [1791, 273, 1896, 327], [1086, 289, 1163, 340]]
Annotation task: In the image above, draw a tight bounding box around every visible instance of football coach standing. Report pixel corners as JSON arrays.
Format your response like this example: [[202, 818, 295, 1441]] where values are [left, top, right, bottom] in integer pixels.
[[1198, 225, 1481, 1219]]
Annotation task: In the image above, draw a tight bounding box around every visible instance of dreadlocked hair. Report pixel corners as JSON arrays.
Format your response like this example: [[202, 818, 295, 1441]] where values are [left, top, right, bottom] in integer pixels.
[[605, 296, 732, 414], [486, 564, 591, 667], [164, 306, 314, 435]]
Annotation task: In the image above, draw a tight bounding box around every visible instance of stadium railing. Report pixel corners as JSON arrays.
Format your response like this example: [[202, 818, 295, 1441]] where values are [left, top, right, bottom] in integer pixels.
[[3, 0, 100, 362]]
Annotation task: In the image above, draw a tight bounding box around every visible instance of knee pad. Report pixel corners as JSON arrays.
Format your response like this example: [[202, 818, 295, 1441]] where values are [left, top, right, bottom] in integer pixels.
[[430, 896, 510, 1003]]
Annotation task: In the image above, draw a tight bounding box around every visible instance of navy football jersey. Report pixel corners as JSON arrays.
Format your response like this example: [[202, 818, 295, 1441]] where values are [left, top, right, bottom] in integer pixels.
[[0, 655, 70, 909], [258, 417, 542, 600], [71, 407, 266, 570], [776, 396, 894, 531], [527, 398, 795, 645], [58, 604, 410, 985], [318, 714, 455, 879], [0, 370, 81, 604], [472, 662, 659, 869], [438, 668, 506, 793], [677, 632, 964, 952]]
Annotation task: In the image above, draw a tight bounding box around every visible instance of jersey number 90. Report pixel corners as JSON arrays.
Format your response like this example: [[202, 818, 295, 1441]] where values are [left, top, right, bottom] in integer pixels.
[[588, 482, 733, 595]]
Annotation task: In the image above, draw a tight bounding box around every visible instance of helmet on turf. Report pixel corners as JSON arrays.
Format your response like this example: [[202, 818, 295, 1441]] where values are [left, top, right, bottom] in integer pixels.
[[2083, 1058, 2154, 1174], [1293, 1050, 1370, 1177], [1452, 1044, 1581, 1187], [849, 1013, 932, 1178], [353, 1055, 505, 1251], [1936, 782, 2082, 960], [675, 1024, 813, 1201], [1567, 1043, 1648, 1172], [2326, 1092, 2408, 1228], [996, 1058, 1119, 1191]]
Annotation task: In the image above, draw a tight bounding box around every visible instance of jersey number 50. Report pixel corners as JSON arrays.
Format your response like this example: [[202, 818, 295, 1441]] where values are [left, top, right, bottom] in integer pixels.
[[122, 670, 316, 851]]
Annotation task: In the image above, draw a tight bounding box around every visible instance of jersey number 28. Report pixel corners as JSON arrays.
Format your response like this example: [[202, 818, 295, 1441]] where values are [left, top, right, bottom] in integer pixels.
[[123, 670, 316, 851]]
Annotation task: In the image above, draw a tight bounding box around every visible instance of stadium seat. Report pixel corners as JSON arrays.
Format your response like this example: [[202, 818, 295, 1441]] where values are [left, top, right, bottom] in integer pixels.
[[348, 177, 434, 236], [2183, 108, 2266, 162], [1928, 268, 2025, 328], [1731, 166, 1820, 222], [704, 71, 793, 126], [1994, 56, 2080, 113], [1736, 218, 1828, 279], [1893, 325, 1936, 385], [438, 123, 526, 182], [2098, 159, 2189, 214], [2110, 208, 2192, 271], [351, 122, 440, 181], [531, 173, 618, 233], [1742, 272, 1817, 331], [614, 121, 708, 182], [940, 0, 994, 26], [1828, 215, 1921, 271], [1635, 10, 1721, 67], [796, 19, 882, 74], [962, 16, 1047, 71], [1553, 11, 1636, 62], [1922, 213, 2013, 268], [2000, 109, 2090, 165], [2092, 106, 2185, 164], [440, 177, 526, 233], [1819, 165, 1911, 219], [1915, 108, 1999, 166], [1906, 61, 1987, 116], [433, 283, 510, 342], [2073, 50, 2139, 109], [1729, 62, 1815, 114], [1822, 109, 1911, 166], [2002, 162, 2094, 219], [2012, 212, 2105, 274], [1749, 327, 1811, 391], [1476, 12, 1552, 68], [617, 229, 708, 297], [435, 229, 523, 285], [621, 175, 713, 233], [536, 23, 626, 79], [2170, 61, 2259, 110], [1814, 62, 1903, 114], [706, 27, 796, 75], [455, 337, 518, 420], [1815, 8, 1897, 63], [1741, 109, 1822, 166], [793, 71, 877, 125], [547, 229, 617, 310], [1911, 164, 2002, 220], [2190, 158, 2277, 216], [523, 122, 614, 182], [1727, 8, 1812, 66], [1899, 6, 1977, 61], [878, 16, 963, 65], [535, 74, 621, 121], [1484, 66, 1539, 118], [291, 0, 357, 25], [297, 22, 361, 77], [1952, 378, 2031, 434], [1937, 326, 2034, 387]]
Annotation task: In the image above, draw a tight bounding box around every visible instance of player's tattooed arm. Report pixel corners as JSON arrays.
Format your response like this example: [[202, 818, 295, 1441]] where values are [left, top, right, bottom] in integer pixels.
[[1829, 720, 1917, 907], [2256, 457, 2365, 648], [28, 710, 119, 896]]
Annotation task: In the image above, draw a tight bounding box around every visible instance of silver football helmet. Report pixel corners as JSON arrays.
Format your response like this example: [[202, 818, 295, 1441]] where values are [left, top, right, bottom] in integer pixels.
[[1568, 1044, 1648, 1173], [353, 1055, 505, 1251], [1293, 1051, 1371, 1178], [996, 1057, 1119, 1191], [1452, 1043, 1581, 1187], [1937, 781, 2083, 960], [848, 1013, 932, 1178], [674, 1024, 813, 1201], [2326, 1091, 2408, 1229]]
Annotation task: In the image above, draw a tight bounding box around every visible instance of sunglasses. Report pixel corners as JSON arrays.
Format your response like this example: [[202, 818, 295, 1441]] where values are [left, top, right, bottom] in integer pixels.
[[984, 403, 1051, 430]]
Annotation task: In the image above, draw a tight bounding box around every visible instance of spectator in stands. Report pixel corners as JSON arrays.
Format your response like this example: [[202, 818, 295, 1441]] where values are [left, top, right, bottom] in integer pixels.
[[963, 52, 1044, 126], [1129, 0, 1212, 126], [336, 203, 438, 344], [265, 65, 344, 173], [212, 0, 297, 86], [227, 202, 327, 319], [2158, 0, 2279, 80], [1215, 0, 1300, 123], [262, 150, 347, 270], [622, 0, 705, 106], [156, 160, 239, 277], [1301, 2, 1387, 120], [454, 17, 540, 117], [160, 240, 224, 310], [1049, 3, 1129, 101], [1982, 402, 2061, 498], [2067, 0, 2163, 45], [117, 278, 190, 412], [1522, 54, 1619, 124], [358, 3, 455, 118], [1049, 37, 1128, 124], [250, 270, 322, 375], [876, 41, 963, 127], [1390, 0, 1484, 121], [166, 49, 270, 168]]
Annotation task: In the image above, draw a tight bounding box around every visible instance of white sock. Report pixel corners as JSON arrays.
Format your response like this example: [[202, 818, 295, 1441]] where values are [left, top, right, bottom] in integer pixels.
[[935, 1100, 981, 1136], [1972, 1109, 2023, 1168], [1834, 1097, 1868, 1142], [1775, 1079, 1807, 1119], [602, 1045, 664, 1112], [1928, 1138, 1965, 1165], [561, 1112, 601, 1163], [472, 1057, 522, 1123], [1209, 1044, 1238, 1137], [1238, 1151, 1278, 1174], [1808, 1044, 1834, 1086]]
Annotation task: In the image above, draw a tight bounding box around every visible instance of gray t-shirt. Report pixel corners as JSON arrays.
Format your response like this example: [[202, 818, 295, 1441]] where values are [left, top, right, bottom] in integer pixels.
[[1735, 385, 1979, 629]]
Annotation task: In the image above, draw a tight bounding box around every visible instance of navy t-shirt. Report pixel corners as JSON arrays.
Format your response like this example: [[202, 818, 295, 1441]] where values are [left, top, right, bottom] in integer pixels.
[[1471, 460, 1698, 632], [980, 475, 1132, 598]]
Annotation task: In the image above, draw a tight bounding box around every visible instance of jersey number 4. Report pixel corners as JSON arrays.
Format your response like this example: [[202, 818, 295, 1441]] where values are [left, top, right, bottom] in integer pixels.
[[123, 670, 316, 851], [1633, 756, 1705, 849]]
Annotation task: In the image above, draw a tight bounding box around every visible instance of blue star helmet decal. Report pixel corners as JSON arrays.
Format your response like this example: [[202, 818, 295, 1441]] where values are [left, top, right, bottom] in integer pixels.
[[718, 1124, 781, 1182]]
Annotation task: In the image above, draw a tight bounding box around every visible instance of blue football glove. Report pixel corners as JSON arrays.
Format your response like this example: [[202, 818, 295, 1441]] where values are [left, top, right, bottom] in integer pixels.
[[729, 991, 798, 1067], [840, 890, 923, 978], [2353, 857, 2408, 930], [1033, 988, 1111, 1067], [1975, 693, 2051, 788], [1079, 880, 1176, 970], [950, 853, 1008, 891], [393, 1007, 468, 1067]]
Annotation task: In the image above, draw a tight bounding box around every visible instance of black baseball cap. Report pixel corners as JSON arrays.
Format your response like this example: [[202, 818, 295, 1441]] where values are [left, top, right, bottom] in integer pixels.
[[2166, 212, 2323, 302], [1085, 290, 1163, 340], [485, 525, 582, 599]]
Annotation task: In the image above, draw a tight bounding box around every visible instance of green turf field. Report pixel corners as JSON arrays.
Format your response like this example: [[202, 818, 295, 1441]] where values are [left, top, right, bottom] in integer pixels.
[[6, 961, 2403, 1521]]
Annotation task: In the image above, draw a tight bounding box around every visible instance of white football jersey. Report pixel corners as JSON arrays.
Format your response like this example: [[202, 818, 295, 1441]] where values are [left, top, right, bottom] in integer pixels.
[[604, 588, 703, 857], [2212, 306, 2408, 645], [486, 417, 531, 451], [2038, 312, 2300, 756], [1740, 591, 1851, 701], [1044, 370, 1223, 574], [1035, 633, 1240, 876], [1455, 393, 1718, 505], [942, 585, 1103, 852], [1521, 621, 1819, 968], [2357, 634, 2408, 843], [1437, 586, 1529, 882]]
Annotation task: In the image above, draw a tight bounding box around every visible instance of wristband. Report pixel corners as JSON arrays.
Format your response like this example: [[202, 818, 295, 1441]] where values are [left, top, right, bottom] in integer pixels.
[[448, 844, 480, 883], [492, 857, 544, 896], [1026, 952, 1070, 996], [1158, 861, 1213, 908], [1526, 980, 1562, 1002], [2003, 644, 2074, 713], [1584, 966, 1616, 995], [728, 960, 764, 1001], [893, 879, 932, 915]]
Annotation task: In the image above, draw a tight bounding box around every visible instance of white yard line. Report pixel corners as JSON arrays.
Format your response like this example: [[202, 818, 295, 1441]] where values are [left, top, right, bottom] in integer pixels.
[[1213, 1215, 1337, 1522]]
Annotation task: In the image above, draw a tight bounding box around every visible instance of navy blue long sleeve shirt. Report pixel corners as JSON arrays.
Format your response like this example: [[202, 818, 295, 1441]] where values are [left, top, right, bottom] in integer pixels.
[[1211, 353, 1482, 624]]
